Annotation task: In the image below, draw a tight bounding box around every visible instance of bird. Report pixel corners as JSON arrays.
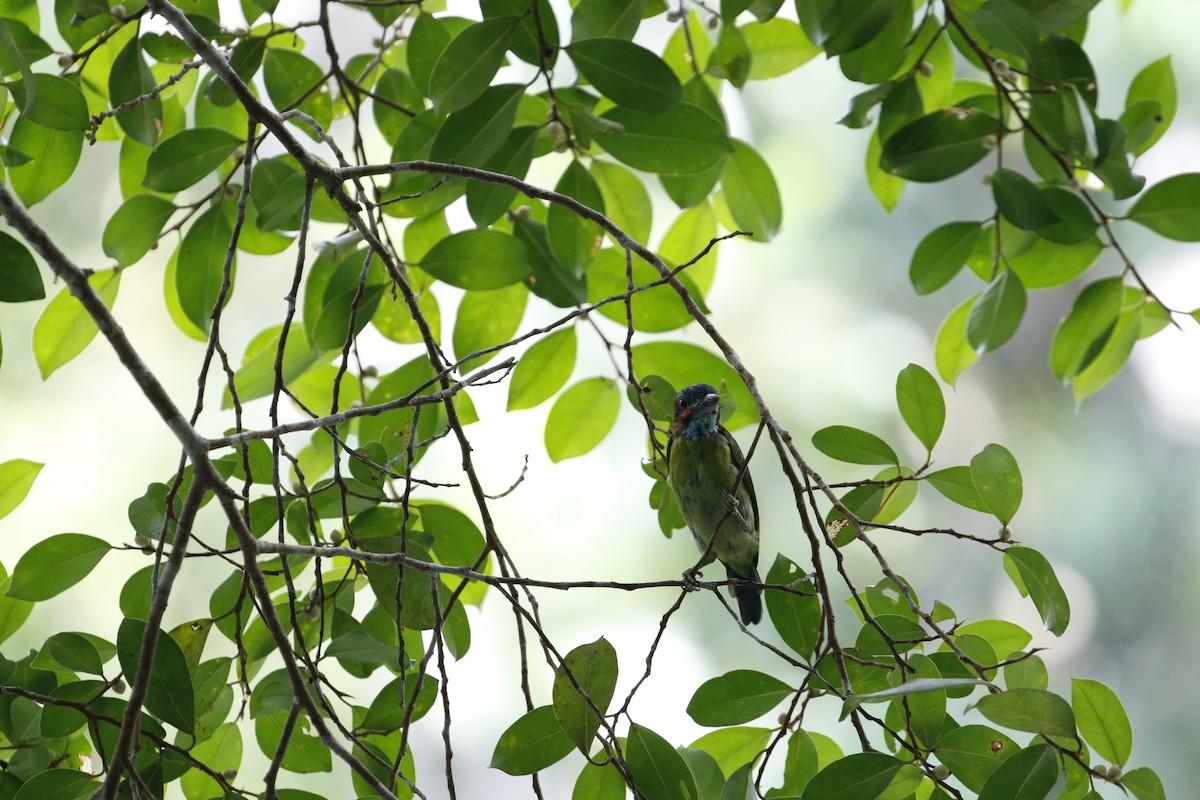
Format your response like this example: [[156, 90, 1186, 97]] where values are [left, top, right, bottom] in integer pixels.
[[666, 383, 762, 625]]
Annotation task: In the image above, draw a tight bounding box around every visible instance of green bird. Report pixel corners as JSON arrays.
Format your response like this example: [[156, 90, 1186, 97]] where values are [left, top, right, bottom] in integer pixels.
[[667, 383, 763, 625]]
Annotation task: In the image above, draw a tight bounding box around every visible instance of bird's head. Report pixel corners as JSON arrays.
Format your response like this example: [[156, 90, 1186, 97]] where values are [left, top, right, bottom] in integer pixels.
[[672, 383, 721, 437]]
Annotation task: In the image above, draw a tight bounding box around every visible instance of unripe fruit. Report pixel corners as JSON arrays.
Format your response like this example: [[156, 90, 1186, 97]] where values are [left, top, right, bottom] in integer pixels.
[[512, 205, 532, 219], [931, 765, 951, 780], [982, 134, 998, 149], [58, 54, 74, 69], [545, 120, 565, 140], [222, 768, 238, 782], [918, 61, 933, 77], [111, 4, 127, 19], [113, 678, 126, 693]]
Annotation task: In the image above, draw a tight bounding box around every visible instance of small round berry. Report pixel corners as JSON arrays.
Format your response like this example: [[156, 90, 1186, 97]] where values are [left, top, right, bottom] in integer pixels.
[[918, 61, 934, 77], [931, 765, 951, 780]]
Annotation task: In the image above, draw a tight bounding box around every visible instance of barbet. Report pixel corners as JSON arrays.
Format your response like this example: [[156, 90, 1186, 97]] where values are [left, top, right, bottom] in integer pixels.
[[666, 384, 763, 625]]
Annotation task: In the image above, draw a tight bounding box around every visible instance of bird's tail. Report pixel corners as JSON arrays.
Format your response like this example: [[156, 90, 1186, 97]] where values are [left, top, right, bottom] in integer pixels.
[[726, 564, 763, 626]]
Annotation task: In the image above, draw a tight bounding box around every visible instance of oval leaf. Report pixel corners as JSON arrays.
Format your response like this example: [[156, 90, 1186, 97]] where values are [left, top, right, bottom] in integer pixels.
[[895, 363, 944, 453], [569, 37, 682, 114], [687, 670, 794, 727], [552, 637, 619, 754], [596, 102, 733, 175], [545, 377, 620, 461], [144, 127, 242, 193], [419, 229, 530, 289], [1071, 678, 1132, 765], [1127, 172, 1200, 241], [103, 194, 177, 267], [627, 723, 698, 800], [32, 270, 120, 379], [976, 689, 1076, 738], [970, 443, 1021, 525], [490, 705, 574, 775], [812, 425, 898, 466], [8, 533, 110, 601], [1004, 546, 1071, 636], [0, 230, 44, 302], [508, 327, 577, 411]]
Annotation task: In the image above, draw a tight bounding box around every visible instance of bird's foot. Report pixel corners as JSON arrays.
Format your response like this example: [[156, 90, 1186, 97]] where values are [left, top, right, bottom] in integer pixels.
[[681, 568, 703, 592], [724, 493, 749, 527]]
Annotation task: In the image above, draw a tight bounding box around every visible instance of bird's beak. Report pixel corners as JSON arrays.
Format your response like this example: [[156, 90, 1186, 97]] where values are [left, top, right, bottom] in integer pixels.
[[699, 393, 720, 413]]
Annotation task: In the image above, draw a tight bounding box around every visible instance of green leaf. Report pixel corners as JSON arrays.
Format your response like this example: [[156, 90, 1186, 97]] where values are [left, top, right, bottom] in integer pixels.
[[800, 752, 906, 800], [908, 221, 981, 295], [591, 159, 653, 245], [144, 127, 242, 193], [514, 216, 587, 308], [33, 270, 120, 379], [744, 18, 819, 80], [764, 554, 821, 660], [12, 73, 88, 132], [587, 248, 698, 333], [569, 37, 682, 114], [1071, 678, 1132, 764], [976, 689, 1075, 737], [707, 23, 752, 88], [627, 723, 698, 800], [689, 726, 771, 775], [972, 0, 1041, 60], [573, 759, 627, 800], [1121, 767, 1166, 800], [31, 631, 106, 674], [1005, 547, 1071, 636], [596, 102, 733, 175], [937, 725, 1019, 792], [1050, 277, 1123, 382], [552, 638, 619, 754], [547, 160, 606, 275], [571, 0, 648, 40], [687, 670, 794, 727], [1008, 233, 1102, 289], [263, 48, 332, 137], [1128, 173, 1200, 241], [429, 16, 519, 113], [957, 619, 1032, 658], [226, 324, 322, 407], [812, 425, 898, 466], [181, 721, 242, 800], [935, 293, 980, 385], [420, 229, 530, 289], [10, 769, 98, 800], [176, 205, 234, 335], [977, 744, 1060, 800], [508, 327, 577, 411], [8, 533, 110, 601], [0, 230, 44, 302], [453, 283, 528, 369], [721, 140, 782, 241], [102, 194, 176, 267], [0, 459, 41, 520], [895, 364, 944, 453], [967, 270, 1027, 353], [490, 705, 574, 775], [466, 125, 538, 227], [1123, 56, 1176, 155], [545, 377, 621, 462], [9, 118, 82, 206], [970, 443, 1022, 525], [879, 107, 998, 181], [109, 36, 161, 145], [116, 617, 196, 733], [991, 168, 1059, 230], [1072, 298, 1141, 403]]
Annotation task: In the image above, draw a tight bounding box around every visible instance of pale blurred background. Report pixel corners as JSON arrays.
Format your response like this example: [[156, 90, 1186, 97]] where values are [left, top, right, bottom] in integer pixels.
[[1, 0, 1197, 796]]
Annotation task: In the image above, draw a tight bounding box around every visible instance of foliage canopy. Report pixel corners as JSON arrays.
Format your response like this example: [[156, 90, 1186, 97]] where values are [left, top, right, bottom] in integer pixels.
[[0, 0, 1187, 798]]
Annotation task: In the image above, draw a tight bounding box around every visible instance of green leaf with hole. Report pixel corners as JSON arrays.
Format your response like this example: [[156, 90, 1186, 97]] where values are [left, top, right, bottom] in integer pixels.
[[545, 377, 620, 462], [144, 127, 242, 193], [1004, 547, 1070, 636], [429, 16, 519, 113], [812, 425, 898, 466], [569, 37, 681, 114], [508, 328, 577, 411], [970, 443, 1021, 525], [33, 269, 120, 379], [0, 230, 43, 302], [490, 705, 574, 775], [553, 637, 618, 755], [103, 194, 176, 267], [1128, 173, 1200, 241], [420, 229, 530, 290], [895, 364, 944, 453], [8, 533, 110, 601], [1124, 56, 1175, 155], [687, 670, 794, 727]]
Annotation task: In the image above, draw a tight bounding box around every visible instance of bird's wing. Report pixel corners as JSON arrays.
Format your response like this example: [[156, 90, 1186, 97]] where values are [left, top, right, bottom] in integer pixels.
[[665, 431, 675, 469], [720, 426, 759, 532]]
